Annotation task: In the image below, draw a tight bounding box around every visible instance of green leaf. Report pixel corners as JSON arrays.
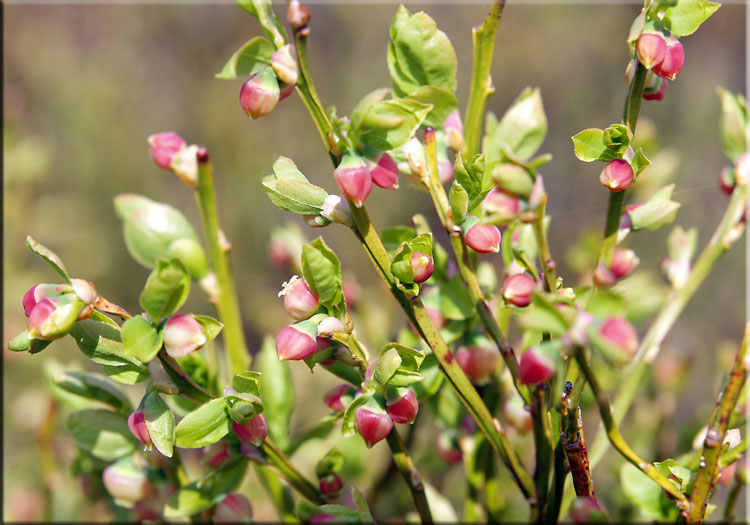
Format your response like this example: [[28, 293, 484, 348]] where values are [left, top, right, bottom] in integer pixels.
[[662, 0, 720, 37], [140, 258, 190, 321], [144, 390, 175, 457], [627, 9, 647, 44], [516, 294, 569, 336], [272, 156, 309, 181], [449, 182, 469, 224], [262, 179, 329, 215], [302, 238, 343, 307], [232, 371, 263, 397], [381, 226, 416, 256], [69, 320, 149, 385], [406, 86, 459, 128], [379, 343, 425, 387], [439, 275, 476, 320], [629, 199, 681, 231], [8, 330, 53, 354], [352, 487, 374, 523], [341, 393, 372, 437], [53, 370, 132, 414], [373, 347, 402, 385], [631, 148, 651, 177], [350, 88, 391, 133], [316, 448, 345, 477], [357, 98, 432, 151], [257, 336, 295, 449], [122, 316, 163, 363], [175, 398, 231, 448], [193, 315, 224, 343], [620, 463, 679, 520], [216, 36, 274, 79], [484, 87, 547, 162], [67, 409, 136, 461], [717, 88, 748, 161], [207, 457, 249, 499], [571, 128, 607, 162], [388, 10, 457, 96], [490, 162, 534, 198], [26, 236, 70, 282], [164, 483, 215, 518], [297, 503, 362, 523], [236, 0, 287, 49]]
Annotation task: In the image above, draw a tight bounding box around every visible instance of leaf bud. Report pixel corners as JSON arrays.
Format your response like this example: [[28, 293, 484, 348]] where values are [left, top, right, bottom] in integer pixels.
[[279, 275, 319, 321], [354, 400, 393, 448], [275, 320, 318, 361], [464, 222, 502, 254], [369, 152, 400, 190], [163, 314, 208, 358], [232, 413, 268, 446], [321, 194, 354, 227], [385, 388, 419, 424], [128, 408, 153, 450], [271, 44, 298, 86], [28, 294, 86, 340], [599, 159, 634, 192], [502, 273, 536, 307], [214, 493, 253, 523], [239, 67, 280, 119], [148, 132, 186, 171], [333, 151, 372, 207], [518, 347, 556, 385], [652, 37, 684, 81], [323, 384, 356, 412], [636, 32, 667, 69]]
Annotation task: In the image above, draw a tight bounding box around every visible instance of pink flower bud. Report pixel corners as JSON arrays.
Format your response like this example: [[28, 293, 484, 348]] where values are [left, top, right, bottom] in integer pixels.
[[333, 152, 372, 207], [608, 248, 639, 279], [319, 473, 343, 499], [370, 153, 399, 190], [465, 223, 502, 254], [599, 159, 634, 192], [128, 409, 153, 450], [483, 187, 521, 219], [232, 413, 268, 446], [321, 195, 353, 227], [519, 347, 555, 385], [102, 462, 150, 504], [239, 68, 280, 119], [456, 344, 500, 384], [636, 33, 666, 69], [280, 276, 319, 321], [354, 407, 393, 448], [717, 462, 737, 486], [148, 132, 186, 170], [435, 432, 462, 464], [410, 252, 434, 284], [275, 322, 318, 361], [652, 38, 684, 80], [438, 161, 454, 184], [444, 110, 464, 152], [163, 314, 207, 358], [271, 44, 298, 86], [719, 166, 736, 195], [599, 317, 638, 359], [70, 278, 97, 305], [501, 396, 532, 433], [642, 78, 668, 101], [28, 295, 85, 341], [203, 442, 232, 469], [323, 384, 355, 412], [502, 273, 536, 307], [214, 493, 253, 523], [317, 316, 345, 338], [22, 283, 69, 317], [386, 389, 419, 424], [592, 264, 616, 287]]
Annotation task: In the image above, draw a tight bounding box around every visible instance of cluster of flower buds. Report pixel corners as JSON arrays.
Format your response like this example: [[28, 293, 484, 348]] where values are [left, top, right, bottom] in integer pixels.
[[593, 248, 640, 286], [23, 279, 98, 341], [633, 31, 684, 103], [148, 132, 201, 188], [340, 388, 419, 448], [240, 44, 297, 119], [456, 334, 500, 384], [213, 493, 253, 523], [333, 150, 400, 207]]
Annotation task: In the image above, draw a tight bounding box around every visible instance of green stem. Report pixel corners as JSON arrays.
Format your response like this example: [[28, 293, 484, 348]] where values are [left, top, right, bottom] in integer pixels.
[[463, 0, 505, 158], [545, 405, 567, 525], [293, 29, 332, 152], [532, 195, 556, 292], [722, 479, 743, 523], [386, 428, 434, 524], [255, 464, 298, 522], [574, 347, 689, 509], [261, 440, 325, 505], [687, 324, 749, 522], [330, 332, 370, 376], [196, 151, 250, 376], [586, 183, 749, 473], [531, 384, 554, 520]]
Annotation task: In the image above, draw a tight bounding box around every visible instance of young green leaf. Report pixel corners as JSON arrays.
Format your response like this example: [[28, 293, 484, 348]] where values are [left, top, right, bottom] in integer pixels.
[[490, 162, 534, 198], [631, 148, 652, 177], [316, 448, 345, 478], [144, 390, 175, 457], [53, 370, 132, 414], [175, 398, 231, 448], [662, 0, 720, 37], [571, 128, 607, 162], [352, 487, 375, 523], [235, 0, 287, 49], [140, 258, 191, 321], [350, 88, 391, 133], [272, 156, 309, 181], [302, 238, 343, 307], [262, 179, 328, 215], [164, 483, 216, 518], [620, 463, 679, 520], [232, 370, 263, 397], [8, 330, 53, 354], [26, 236, 70, 282], [193, 315, 224, 342], [717, 88, 748, 161], [379, 343, 425, 387], [484, 87, 547, 162], [406, 86, 459, 128], [356, 98, 432, 151], [257, 336, 295, 449], [67, 409, 136, 461], [216, 36, 274, 79], [122, 316, 163, 363], [629, 199, 681, 231], [373, 347, 402, 385]]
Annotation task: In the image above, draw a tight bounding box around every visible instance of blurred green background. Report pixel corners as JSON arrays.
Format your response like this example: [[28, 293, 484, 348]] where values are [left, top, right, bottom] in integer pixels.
[[4, 1, 746, 521]]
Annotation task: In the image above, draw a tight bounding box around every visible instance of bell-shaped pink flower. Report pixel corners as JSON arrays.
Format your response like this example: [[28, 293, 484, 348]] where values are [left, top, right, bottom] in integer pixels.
[[128, 409, 153, 450], [636, 33, 666, 69], [354, 406, 393, 448], [370, 153, 399, 190], [410, 252, 434, 284], [240, 67, 280, 119], [642, 78, 668, 101], [163, 314, 207, 358], [148, 132, 186, 170], [386, 389, 419, 424], [456, 344, 500, 384], [518, 347, 555, 385], [214, 493, 253, 523], [28, 294, 86, 341], [22, 283, 69, 317], [652, 38, 684, 81], [599, 159, 634, 192], [465, 223, 502, 254], [232, 413, 268, 446], [333, 152, 372, 207], [609, 248, 639, 279], [502, 273, 536, 307], [281, 276, 319, 321], [275, 322, 318, 361]]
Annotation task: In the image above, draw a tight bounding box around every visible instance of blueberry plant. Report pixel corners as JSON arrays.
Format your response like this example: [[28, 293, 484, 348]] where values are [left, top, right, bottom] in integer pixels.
[[8, 0, 749, 522]]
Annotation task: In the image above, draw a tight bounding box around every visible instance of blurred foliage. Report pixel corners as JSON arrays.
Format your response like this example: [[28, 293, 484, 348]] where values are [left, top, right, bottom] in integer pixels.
[[3, 2, 745, 521]]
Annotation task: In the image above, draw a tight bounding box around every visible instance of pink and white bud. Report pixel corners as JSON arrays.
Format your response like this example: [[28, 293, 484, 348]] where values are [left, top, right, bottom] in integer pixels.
[[735, 152, 750, 186], [319, 473, 343, 499], [214, 493, 253, 523], [438, 161, 454, 184], [128, 409, 153, 450], [661, 257, 690, 289], [502, 273, 536, 307], [232, 413, 268, 446], [501, 396, 533, 433], [593, 264, 616, 287], [652, 38, 684, 81], [484, 187, 521, 219], [323, 384, 356, 412], [163, 314, 207, 358], [465, 223, 502, 254], [309, 514, 339, 524], [271, 44, 298, 86], [275, 322, 318, 361], [354, 406, 393, 448], [599, 317, 639, 359], [70, 278, 97, 305], [333, 152, 372, 207], [321, 195, 354, 227], [280, 276, 319, 321], [317, 316, 345, 338], [239, 68, 280, 119], [370, 153, 399, 190], [642, 78, 668, 101], [435, 433, 462, 464], [28, 295, 86, 340], [403, 138, 426, 178], [518, 347, 555, 385], [609, 248, 639, 279], [455, 344, 500, 384], [443, 110, 464, 152], [148, 132, 186, 170], [169, 144, 200, 188], [22, 283, 70, 317], [386, 388, 419, 424], [410, 252, 434, 284], [636, 32, 667, 69], [102, 462, 150, 504], [599, 159, 634, 192]]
